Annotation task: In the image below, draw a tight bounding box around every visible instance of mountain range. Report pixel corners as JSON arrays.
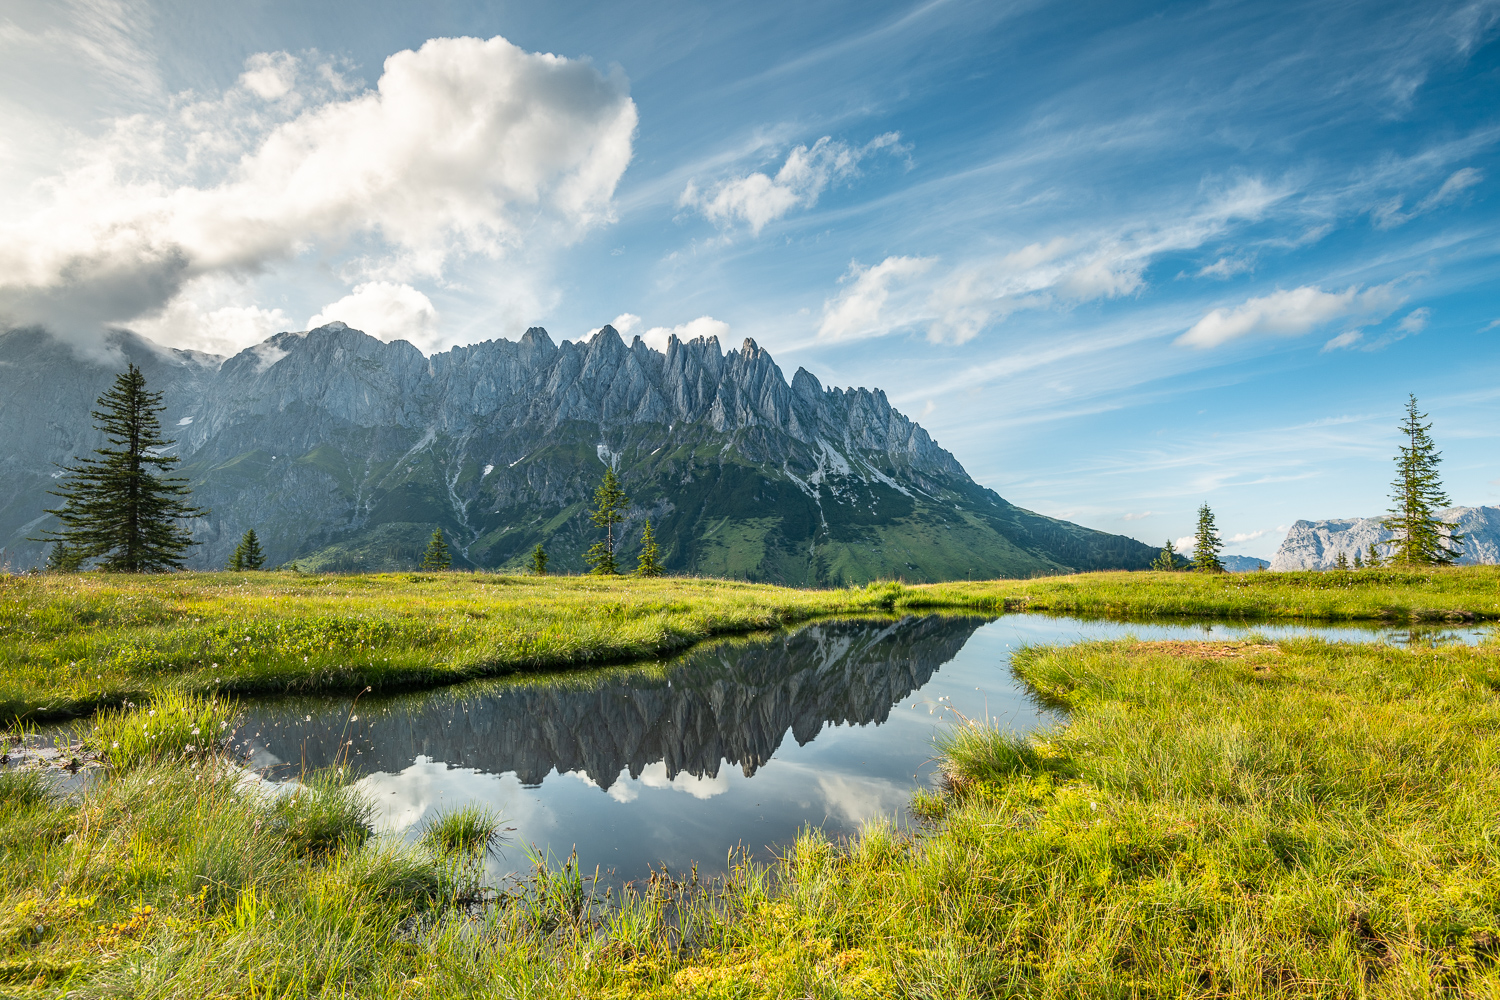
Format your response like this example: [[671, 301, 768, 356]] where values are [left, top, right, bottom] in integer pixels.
[[1270, 506, 1500, 570], [0, 322, 1159, 582]]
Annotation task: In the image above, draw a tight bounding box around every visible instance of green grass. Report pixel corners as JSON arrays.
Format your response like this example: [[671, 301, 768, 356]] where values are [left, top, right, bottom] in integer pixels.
[[911, 564, 1500, 621], [422, 805, 503, 858], [7, 636, 1500, 996], [6, 566, 1500, 724], [0, 572, 910, 723]]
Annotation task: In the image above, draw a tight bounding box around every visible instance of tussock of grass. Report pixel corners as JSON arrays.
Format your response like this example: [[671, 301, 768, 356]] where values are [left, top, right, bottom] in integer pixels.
[[82, 691, 236, 768], [422, 804, 502, 858], [267, 769, 373, 857]]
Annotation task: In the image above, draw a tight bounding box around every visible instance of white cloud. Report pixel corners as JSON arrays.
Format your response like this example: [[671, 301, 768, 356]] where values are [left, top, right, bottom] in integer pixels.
[[1194, 256, 1254, 279], [0, 35, 637, 346], [681, 132, 904, 235], [1225, 529, 1267, 544], [640, 316, 730, 352], [1396, 307, 1430, 334], [819, 178, 1285, 345], [582, 313, 729, 351], [636, 761, 728, 799], [1481, 318, 1500, 333], [1373, 166, 1484, 228], [817, 255, 934, 342], [1321, 330, 1364, 352], [307, 281, 441, 351], [239, 51, 300, 102], [1122, 511, 1155, 521], [1178, 283, 1402, 348], [1175, 535, 1196, 552]]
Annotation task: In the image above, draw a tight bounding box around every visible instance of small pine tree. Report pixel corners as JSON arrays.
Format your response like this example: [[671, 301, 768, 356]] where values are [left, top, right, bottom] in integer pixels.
[[37, 363, 206, 572], [1334, 550, 1349, 571], [45, 540, 84, 572], [1366, 542, 1384, 569], [583, 468, 629, 575], [1381, 394, 1463, 566], [1150, 538, 1179, 572], [1353, 550, 1363, 569], [229, 528, 266, 570], [1192, 504, 1225, 573], [421, 527, 451, 570], [636, 518, 664, 577], [528, 543, 548, 576]]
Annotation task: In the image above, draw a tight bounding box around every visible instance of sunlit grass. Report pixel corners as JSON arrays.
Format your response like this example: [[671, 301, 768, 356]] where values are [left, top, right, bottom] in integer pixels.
[[6, 566, 1500, 725], [422, 804, 503, 858], [5, 636, 1500, 995], [911, 564, 1500, 621], [82, 690, 237, 768]]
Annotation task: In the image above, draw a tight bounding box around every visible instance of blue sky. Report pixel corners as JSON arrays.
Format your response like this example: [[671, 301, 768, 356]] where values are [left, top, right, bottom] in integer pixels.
[[2, 0, 1498, 558]]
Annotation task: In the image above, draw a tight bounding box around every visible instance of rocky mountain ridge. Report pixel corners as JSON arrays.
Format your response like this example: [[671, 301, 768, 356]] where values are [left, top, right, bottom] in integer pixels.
[[0, 322, 1159, 581], [1270, 506, 1500, 570]]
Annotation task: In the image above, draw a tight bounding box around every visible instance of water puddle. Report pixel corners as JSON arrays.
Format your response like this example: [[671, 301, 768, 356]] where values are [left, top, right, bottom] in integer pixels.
[[222, 614, 1488, 884]]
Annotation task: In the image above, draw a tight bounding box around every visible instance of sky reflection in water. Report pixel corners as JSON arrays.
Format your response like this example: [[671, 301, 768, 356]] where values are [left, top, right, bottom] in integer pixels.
[[236, 614, 1490, 884]]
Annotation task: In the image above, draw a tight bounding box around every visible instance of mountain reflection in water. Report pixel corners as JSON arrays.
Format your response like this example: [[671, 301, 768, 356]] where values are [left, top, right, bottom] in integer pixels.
[[240, 614, 989, 788]]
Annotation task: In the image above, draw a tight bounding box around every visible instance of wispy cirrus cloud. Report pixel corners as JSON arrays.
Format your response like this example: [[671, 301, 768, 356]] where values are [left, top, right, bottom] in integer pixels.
[[679, 132, 906, 235], [1178, 283, 1402, 349]]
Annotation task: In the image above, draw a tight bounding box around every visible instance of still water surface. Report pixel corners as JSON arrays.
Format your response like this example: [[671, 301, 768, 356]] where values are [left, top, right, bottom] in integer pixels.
[[236, 614, 1488, 884]]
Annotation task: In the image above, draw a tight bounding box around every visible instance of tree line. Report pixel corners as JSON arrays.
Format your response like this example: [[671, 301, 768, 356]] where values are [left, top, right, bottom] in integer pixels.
[[35, 364, 668, 577], [1153, 394, 1465, 572]]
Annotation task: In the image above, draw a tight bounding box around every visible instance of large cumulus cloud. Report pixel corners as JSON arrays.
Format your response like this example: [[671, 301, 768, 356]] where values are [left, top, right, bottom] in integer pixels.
[[0, 35, 637, 347]]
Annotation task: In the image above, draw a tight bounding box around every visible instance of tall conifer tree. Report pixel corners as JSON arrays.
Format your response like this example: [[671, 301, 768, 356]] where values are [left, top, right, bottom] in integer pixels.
[[584, 468, 629, 575], [1381, 394, 1462, 566], [229, 529, 266, 570], [1151, 538, 1179, 571], [421, 527, 452, 570], [529, 543, 548, 576], [1193, 504, 1224, 573], [40, 364, 205, 572], [636, 518, 664, 577]]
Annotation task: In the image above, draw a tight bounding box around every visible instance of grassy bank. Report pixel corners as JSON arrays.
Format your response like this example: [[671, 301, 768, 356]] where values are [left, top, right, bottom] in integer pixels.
[[8, 636, 1500, 996], [6, 566, 1500, 723], [911, 564, 1500, 621], [0, 572, 913, 722]]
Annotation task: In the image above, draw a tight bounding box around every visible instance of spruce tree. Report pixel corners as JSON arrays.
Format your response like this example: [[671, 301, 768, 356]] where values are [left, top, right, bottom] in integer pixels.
[[229, 529, 266, 571], [421, 527, 452, 570], [1334, 551, 1349, 571], [583, 468, 629, 575], [1353, 549, 1363, 569], [1192, 504, 1224, 573], [1150, 538, 1179, 572], [636, 518, 664, 577], [39, 363, 205, 572], [1366, 542, 1384, 569], [1381, 394, 1462, 566], [45, 540, 84, 572], [528, 543, 548, 576]]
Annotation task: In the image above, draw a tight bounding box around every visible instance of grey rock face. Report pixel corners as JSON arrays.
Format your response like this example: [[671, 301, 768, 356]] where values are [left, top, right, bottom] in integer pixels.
[[1269, 506, 1499, 570], [0, 322, 1156, 579]]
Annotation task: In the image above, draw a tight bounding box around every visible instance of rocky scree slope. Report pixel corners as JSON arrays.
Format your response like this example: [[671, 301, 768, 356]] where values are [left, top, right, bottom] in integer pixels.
[[0, 323, 1158, 581]]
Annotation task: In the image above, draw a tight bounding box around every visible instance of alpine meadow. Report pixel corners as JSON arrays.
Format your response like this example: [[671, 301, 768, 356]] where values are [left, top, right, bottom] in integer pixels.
[[4, 3, 1500, 999]]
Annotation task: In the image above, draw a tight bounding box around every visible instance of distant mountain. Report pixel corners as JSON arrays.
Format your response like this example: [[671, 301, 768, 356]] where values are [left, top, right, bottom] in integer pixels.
[[0, 323, 1160, 582], [1270, 506, 1500, 570], [1221, 555, 1269, 573]]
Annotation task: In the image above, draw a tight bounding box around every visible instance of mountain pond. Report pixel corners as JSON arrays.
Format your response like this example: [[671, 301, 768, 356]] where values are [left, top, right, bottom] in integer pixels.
[[232, 614, 1490, 886]]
